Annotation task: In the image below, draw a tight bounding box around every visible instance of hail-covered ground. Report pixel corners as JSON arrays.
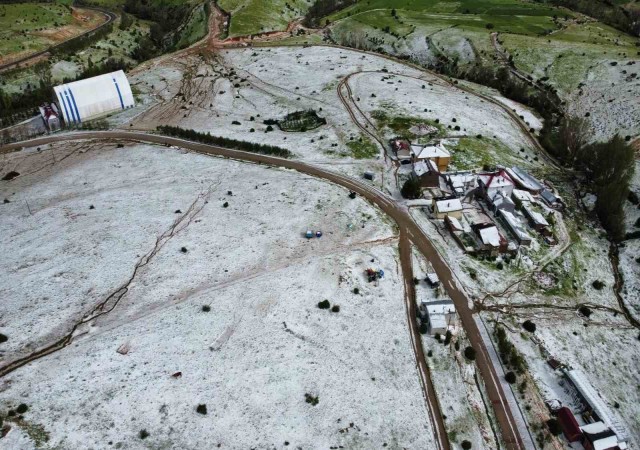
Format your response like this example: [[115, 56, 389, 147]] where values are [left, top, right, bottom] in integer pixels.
[[0, 142, 434, 449]]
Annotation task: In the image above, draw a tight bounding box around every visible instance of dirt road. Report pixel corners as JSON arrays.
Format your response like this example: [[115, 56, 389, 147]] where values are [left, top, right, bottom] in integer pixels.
[[1, 131, 526, 449]]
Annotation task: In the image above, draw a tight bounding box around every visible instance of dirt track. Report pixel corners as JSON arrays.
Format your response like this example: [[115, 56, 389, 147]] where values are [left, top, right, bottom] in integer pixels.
[[1, 130, 526, 449]]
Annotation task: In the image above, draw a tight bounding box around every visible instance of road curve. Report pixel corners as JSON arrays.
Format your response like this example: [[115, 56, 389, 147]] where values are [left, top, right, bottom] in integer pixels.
[[0, 6, 116, 73], [1, 131, 526, 449]]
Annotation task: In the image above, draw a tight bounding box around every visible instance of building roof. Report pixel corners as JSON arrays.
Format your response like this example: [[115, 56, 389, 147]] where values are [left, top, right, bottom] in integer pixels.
[[512, 189, 535, 203], [523, 205, 549, 227], [567, 370, 629, 441], [429, 314, 448, 329], [506, 167, 544, 192], [412, 143, 450, 160], [500, 210, 532, 243], [479, 226, 502, 247], [426, 273, 439, 285], [541, 189, 561, 204], [478, 169, 515, 190], [54, 70, 134, 125], [557, 407, 582, 441], [446, 215, 463, 232], [492, 192, 515, 209], [425, 303, 456, 315], [414, 160, 438, 177], [435, 198, 462, 213]]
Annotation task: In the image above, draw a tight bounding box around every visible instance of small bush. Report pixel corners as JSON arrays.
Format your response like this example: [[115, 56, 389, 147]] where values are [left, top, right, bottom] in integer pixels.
[[223, 202, 229, 208], [496, 262, 503, 270], [16, 404, 28, 414], [464, 346, 476, 361], [304, 393, 319, 406], [331, 305, 340, 313], [454, 341, 460, 351], [427, 350, 433, 357], [0, 334, 7, 343], [196, 404, 208, 415], [419, 323, 429, 334], [505, 371, 517, 384], [522, 320, 536, 333], [139, 429, 150, 439], [231, 120, 241, 125], [181, 247, 188, 253], [434, 332, 441, 341], [317, 299, 331, 309], [579, 305, 592, 318], [202, 305, 211, 312], [592, 280, 605, 290], [461, 440, 472, 449], [546, 418, 562, 436], [353, 287, 360, 295]]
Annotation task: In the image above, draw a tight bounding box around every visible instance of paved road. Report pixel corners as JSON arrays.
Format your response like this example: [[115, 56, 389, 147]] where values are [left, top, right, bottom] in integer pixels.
[[1, 131, 526, 449], [0, 6, 116, 73]]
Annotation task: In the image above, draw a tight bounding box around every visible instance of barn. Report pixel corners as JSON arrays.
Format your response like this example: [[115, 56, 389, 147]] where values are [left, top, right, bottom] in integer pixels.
[[53, 70, 134, 125]]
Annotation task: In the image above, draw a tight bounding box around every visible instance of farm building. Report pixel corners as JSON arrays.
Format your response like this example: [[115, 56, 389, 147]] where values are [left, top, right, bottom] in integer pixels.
[[411, 143, 451, 172], [581, 422, 626, 450], [477, 169, 515, 200], [522, 205, 551, 234], [412, 160, 440, 188], [499, 210, 532, 246], [563, 369, 629, 445], [473, 224, 507, 256], [557, 407, 582, 443], [433, 197, 463, 219], [419, 299, 456, 335], [446, 172, 477, 197], [53, 70, 134, 125], [506, 166, 544, 193], [512, 189, 535, 204]]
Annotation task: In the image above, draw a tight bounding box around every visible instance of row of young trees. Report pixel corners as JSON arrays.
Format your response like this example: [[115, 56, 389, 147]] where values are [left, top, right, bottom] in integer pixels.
[[303, 0, 358, 27], [537, 0, 640, 37], [156, 125, 293, 158]]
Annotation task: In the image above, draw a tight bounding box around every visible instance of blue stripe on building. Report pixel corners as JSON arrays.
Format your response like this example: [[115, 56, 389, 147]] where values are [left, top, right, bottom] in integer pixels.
[[63, 91, 76, 124], [59, 90, 72, 124], [68, 88, 81, 123], [113, 78, 125, 110]]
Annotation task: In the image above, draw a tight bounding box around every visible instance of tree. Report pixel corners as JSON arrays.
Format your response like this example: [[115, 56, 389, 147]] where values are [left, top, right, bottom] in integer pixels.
[[419, 322, 429, 334], [522, 320, 536, 333], [401, 177, 422, 199], [547, 418, 562, 436], [464, 346, 476, 361], [461, 440, 472, 449], [559, 116, 590, 161], [505, 371, 517, 384]]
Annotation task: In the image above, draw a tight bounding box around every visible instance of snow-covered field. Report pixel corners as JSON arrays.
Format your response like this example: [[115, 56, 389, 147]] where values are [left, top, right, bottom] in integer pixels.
[[0, 142, 434, 448]]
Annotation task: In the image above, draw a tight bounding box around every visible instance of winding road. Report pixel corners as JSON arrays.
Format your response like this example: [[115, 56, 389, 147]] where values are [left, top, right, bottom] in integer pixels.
[[1, 130, 526, 449]]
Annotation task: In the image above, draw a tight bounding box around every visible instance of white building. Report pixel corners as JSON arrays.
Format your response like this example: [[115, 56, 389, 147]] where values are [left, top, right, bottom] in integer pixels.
[[54, 70, 134, 125], [420, 299, 456, 335]]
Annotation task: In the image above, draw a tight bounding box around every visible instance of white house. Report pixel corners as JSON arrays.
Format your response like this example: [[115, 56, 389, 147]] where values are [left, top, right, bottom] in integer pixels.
[[433, 197, 463, 219], [478, 169, 515, 200], [420, 299, 456, 335]]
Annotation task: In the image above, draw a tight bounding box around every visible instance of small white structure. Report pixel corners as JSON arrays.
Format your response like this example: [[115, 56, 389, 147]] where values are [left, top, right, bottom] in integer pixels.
[[54, 70, 134, 125], [425, 273, 440, 287], [433, 198, 463, 219], [446, 172, 477, 197], [420, 299, 456, 335]]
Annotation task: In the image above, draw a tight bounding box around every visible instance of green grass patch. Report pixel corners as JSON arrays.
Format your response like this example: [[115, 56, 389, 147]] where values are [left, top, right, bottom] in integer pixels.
[[347, 136, 378, 159], [219, 0, 311, 37], [448, 136, 526, 170], [371, 110, 445, 139]]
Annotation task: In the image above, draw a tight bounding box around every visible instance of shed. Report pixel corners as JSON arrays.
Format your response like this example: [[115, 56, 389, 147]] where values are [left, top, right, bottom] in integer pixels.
[[54, 70, 134, 125], [557, 407, 582, 443], [500, 210, 532, 246], [425, 273, 440, 287], [420, 299, 456, 335], [581, 422, 620, 450], [541, 189, 563, 209], [523, 205, 550, 233], [506, 167, 544, 193]]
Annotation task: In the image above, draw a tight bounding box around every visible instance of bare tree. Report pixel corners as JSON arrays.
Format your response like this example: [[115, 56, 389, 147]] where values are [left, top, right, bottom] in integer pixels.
[[560, 115, 590, 161]]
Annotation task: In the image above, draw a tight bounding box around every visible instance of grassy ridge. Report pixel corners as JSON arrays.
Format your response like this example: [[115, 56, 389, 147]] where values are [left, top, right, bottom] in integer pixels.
[[219, 0, 312, 37]]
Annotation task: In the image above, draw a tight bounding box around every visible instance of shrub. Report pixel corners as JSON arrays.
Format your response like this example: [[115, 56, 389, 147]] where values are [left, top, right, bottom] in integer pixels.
[[401, 177, 422, 199], [579, 305, 592, 318], [331, 305, 340, 313], [427, 350, 433, 357], [505, 371, 517, 384], [522, 320, 536, 333], [266, 125, 274, 132], [454, 341, 460, 351], [464, 346, 476, 361], [353, 287, 360, 295], [202, 305, 211, 312], [485, 23, 494, 29], [317, 299, 331, 309], [196, 404, 207, 415], [231, 120, 241, 125], [0, 333, 7, 343], [223, 202, 229, 208], [434, 332, 441, 341], [16, 404, 28, 414], [443, 330, 452, 345], [419, 323, 429, 334], [181, 247, 188, 253], [496, 262, 504, 270], [304, 393, 319, 406], [592, 280, 605, 290], [546, 418, 562, 436], [139, 429, 150, 439], [461, 440, 472, 449]]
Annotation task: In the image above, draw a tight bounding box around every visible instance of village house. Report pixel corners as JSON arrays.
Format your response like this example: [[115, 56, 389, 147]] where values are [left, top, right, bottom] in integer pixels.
[[512, 189, 535, 205], [419, 299, 456, 335], [499, 210, 532, 246], [412, 160, 440, 188], [581, 422, 626, 450], [522, 205, 551, 235], [446, 172, 477, 197], [541, 188, 563, 209], [472, 223, 508, 256], [489, 191, 516, 214], [506, 166, 544, 193], [477, 169, 516, 200], [433, 196, 463, 219], [411, 142, 451, 172], [390, 138, 412, 162]]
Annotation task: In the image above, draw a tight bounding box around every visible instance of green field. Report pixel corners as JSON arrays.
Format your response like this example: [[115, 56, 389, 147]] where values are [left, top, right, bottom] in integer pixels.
[[0, 2, 75, 56], [219, 0, 312, 37]]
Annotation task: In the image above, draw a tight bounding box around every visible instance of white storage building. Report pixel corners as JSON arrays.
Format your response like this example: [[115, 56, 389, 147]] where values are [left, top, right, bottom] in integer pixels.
[[54, 70, 134, 125]]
